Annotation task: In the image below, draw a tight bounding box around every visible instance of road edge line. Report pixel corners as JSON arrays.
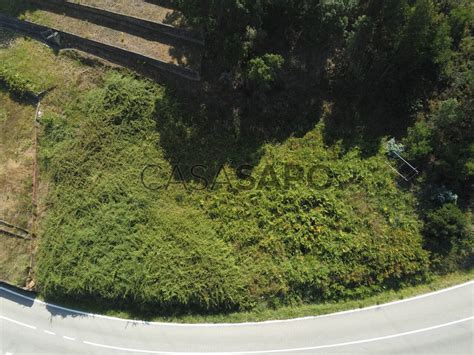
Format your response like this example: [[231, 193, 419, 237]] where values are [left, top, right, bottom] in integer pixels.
[[1, 280, 473, 327]]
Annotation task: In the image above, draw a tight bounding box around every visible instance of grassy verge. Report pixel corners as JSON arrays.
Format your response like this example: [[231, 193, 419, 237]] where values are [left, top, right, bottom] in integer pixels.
[[0, 38, 104, 286], [180, 269, 473, 323], [0, 236, 30, 285], [41, 269, 473, 323], [0, 91, 34, 228], [0, 90, 34, 286]]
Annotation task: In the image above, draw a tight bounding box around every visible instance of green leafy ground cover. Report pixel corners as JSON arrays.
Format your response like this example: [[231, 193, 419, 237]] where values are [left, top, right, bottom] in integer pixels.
[[38, 72, 430, 311], [51, 269, 472, 323], [15, 45, 429, 314], [0, 0, 472, 320], [0, 37, 103, 286]]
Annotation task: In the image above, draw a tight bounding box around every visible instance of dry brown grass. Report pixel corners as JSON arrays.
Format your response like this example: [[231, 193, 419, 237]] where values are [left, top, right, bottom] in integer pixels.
[[0, 235, 30, 285], [0, 92, 35, 286], [0, 92, 34, 229], [0, 37, 109, 287], [0, 39, 100, 286]]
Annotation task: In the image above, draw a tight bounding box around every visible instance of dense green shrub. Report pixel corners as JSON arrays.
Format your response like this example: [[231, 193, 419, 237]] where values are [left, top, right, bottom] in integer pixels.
[[335, 0, 454, 125], [0, 64, 39, 98], [36, 72, 431, 312], [247, 54, 285, 91], [403, 119, 433, 162], [424, 204, 473, 271], [401, 7, 473, 271], [37, 73, 249, 312], [0, 0, 30, 16], [448, 1, 474, 48], [404, 99, 473, 202], [203, 128, 430, 303], [85, 73, 158, 125]]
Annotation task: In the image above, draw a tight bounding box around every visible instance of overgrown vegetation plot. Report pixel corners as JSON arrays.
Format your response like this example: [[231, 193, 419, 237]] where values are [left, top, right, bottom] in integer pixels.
[[0, 235, 30, 285], [0, 92, 34, 228], [35, 71, 431, 313], [0, 36, 103, 286], [0, 0, 472, 318], [37, 73, 248, 311], [0, 92, 34, 285], [0, 0, 202, 72]]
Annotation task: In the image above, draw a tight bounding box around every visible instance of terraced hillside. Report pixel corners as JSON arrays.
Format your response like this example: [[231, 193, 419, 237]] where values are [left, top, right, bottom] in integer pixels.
[[1, 0, 202, 79], [71, 0, 190, 28]]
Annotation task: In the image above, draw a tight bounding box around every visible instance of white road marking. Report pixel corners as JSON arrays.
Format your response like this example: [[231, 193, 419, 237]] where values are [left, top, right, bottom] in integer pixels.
[[82, 341, 178, 354], [0, 316, 37, 330], [43, 330, 56, 336], [82, 317, 474, 354], [62, 336, 76, 341], [1, 280, 472, 327]]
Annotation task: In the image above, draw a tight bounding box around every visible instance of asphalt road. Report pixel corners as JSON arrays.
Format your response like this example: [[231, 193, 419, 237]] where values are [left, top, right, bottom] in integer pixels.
[[1, 281, 473, 354]]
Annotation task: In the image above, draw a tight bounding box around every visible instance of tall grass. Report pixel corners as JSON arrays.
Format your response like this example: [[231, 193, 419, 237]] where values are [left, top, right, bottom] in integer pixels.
[[36, 72, 430, 314]]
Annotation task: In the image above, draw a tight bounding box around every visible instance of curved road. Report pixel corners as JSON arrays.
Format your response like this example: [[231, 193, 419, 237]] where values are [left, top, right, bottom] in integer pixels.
[[1, 281, 473, 354]]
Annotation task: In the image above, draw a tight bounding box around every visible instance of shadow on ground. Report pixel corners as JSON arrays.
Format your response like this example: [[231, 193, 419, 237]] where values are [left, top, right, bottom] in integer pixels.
[[155, 58, 328, 183]]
